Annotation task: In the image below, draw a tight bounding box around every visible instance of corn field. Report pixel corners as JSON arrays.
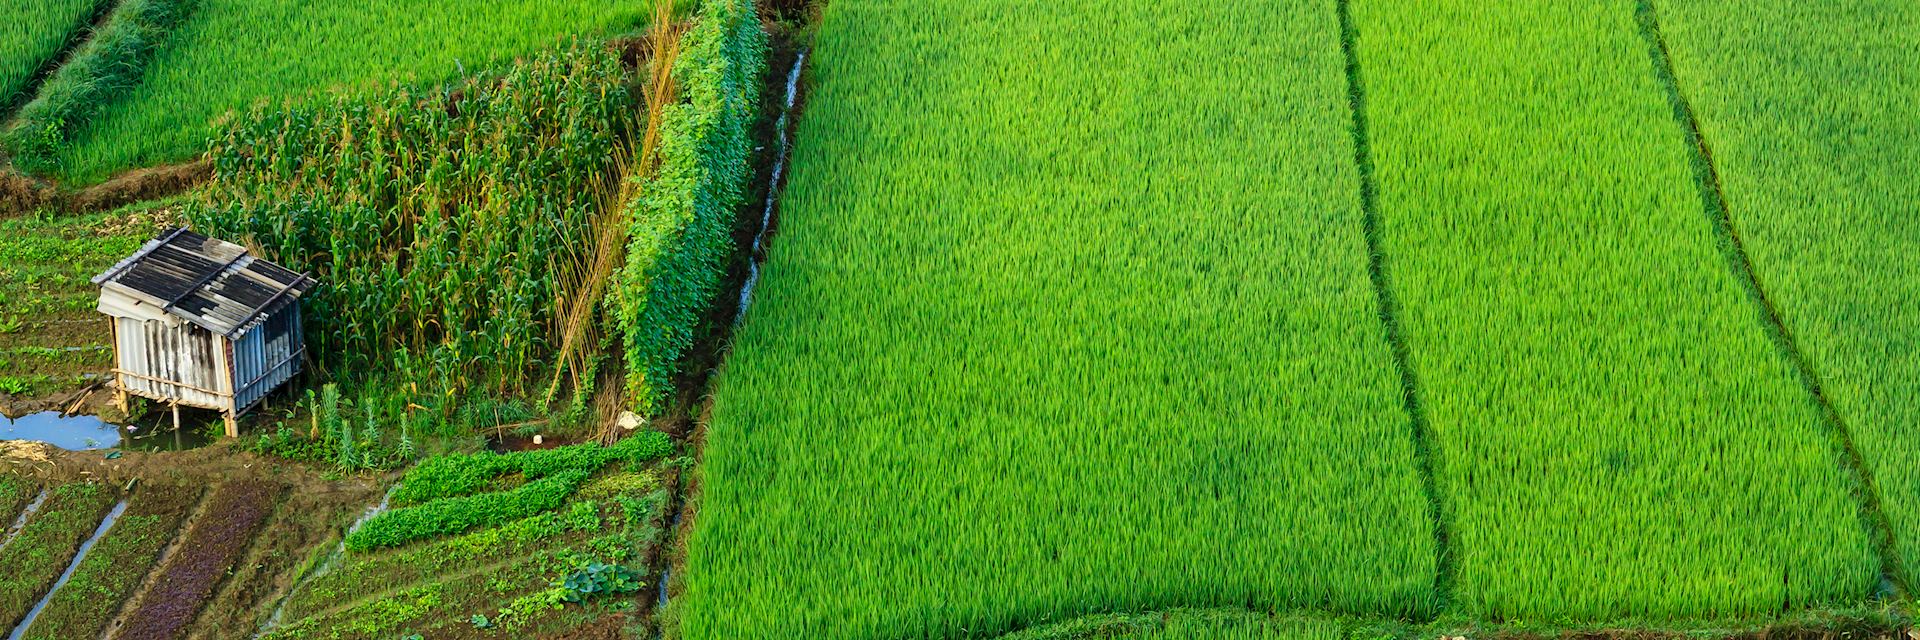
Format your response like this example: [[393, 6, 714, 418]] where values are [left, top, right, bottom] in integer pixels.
[[0, 0, 105, 108], [185, 45, 637, 413], [676, 1, 1439, 638], [47, 0, 651, 184], [1351, 0, 1875, 619], [1655, 0, 1920, 588]]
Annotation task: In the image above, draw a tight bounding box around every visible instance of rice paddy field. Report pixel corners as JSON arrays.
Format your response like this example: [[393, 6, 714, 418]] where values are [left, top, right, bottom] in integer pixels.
[[1348, 0, 1875, 620], [44, 0, 654, 183], [678, 0, 1439, 638], [0, 0, 104, 108], [674, 0, 1916, 637], [1653, 0, 1920, 585]]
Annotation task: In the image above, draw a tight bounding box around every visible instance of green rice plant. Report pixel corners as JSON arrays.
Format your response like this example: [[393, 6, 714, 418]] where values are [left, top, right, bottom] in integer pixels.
[[0, 0, 106, 110], [45, 0, 653, 184], [2, 0, 195, 175], [0, 481, 118, 633], [676, 0, 1438, 637], [1349, 0, 1876, 621], [185, 45, 639, 418], [1651, 0, 1920, 586]]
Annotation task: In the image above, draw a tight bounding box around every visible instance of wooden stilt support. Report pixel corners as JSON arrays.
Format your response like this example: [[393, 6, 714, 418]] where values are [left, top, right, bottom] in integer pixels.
[[224, 412, 238, 439]]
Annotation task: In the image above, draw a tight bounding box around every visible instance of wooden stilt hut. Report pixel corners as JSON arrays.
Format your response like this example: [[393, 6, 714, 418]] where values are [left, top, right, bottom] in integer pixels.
[[92, 228, 316, 437]]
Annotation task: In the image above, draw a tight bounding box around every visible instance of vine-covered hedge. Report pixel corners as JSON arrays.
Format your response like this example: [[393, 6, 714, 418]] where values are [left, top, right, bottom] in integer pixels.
[[615, 0, 768, 415], [2, 0, 196, 176]]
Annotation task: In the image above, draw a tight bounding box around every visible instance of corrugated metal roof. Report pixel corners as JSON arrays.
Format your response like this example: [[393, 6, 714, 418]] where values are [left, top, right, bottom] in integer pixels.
[[93, 228, 316, 338]]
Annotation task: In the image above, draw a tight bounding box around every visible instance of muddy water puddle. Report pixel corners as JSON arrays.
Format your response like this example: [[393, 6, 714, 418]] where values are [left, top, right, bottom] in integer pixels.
[[0, 412, 121, 451]]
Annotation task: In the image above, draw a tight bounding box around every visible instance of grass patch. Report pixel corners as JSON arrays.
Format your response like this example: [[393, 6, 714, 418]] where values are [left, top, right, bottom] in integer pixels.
[[678, 0, 1437, 637], [49, 0, 653, 184], [1650, 0, 1920, 589], [18, 484, 201, 640], [1349, 0, 1876, 620], [0, 480, 118, 632]]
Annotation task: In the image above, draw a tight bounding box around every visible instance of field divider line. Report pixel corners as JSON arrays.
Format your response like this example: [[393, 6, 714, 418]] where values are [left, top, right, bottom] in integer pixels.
[[1336, 0, 1455, 614], [1636, 0, 1909, 601]]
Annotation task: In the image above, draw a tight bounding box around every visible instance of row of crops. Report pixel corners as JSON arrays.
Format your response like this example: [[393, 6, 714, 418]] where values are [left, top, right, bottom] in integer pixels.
[[0, 432, 676, 639], [677, 0, 1919, 637], [265, 436, 678, 639], [0, 473, 364, 640]]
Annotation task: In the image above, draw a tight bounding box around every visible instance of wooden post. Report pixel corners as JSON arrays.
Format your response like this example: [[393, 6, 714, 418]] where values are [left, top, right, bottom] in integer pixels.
[[224, 411, 238, 439], [108, 319, 128, 414], [172, 402, 182, 450]]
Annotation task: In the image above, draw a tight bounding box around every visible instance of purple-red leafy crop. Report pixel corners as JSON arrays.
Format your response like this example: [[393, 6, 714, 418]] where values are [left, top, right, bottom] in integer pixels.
[[115, 482, 281, 640]]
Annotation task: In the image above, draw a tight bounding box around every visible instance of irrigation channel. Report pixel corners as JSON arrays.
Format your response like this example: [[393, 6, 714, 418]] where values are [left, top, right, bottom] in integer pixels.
[[256, 485, 399, 635], [734, 48, 809, 326], [6, 498, 129, 640]]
